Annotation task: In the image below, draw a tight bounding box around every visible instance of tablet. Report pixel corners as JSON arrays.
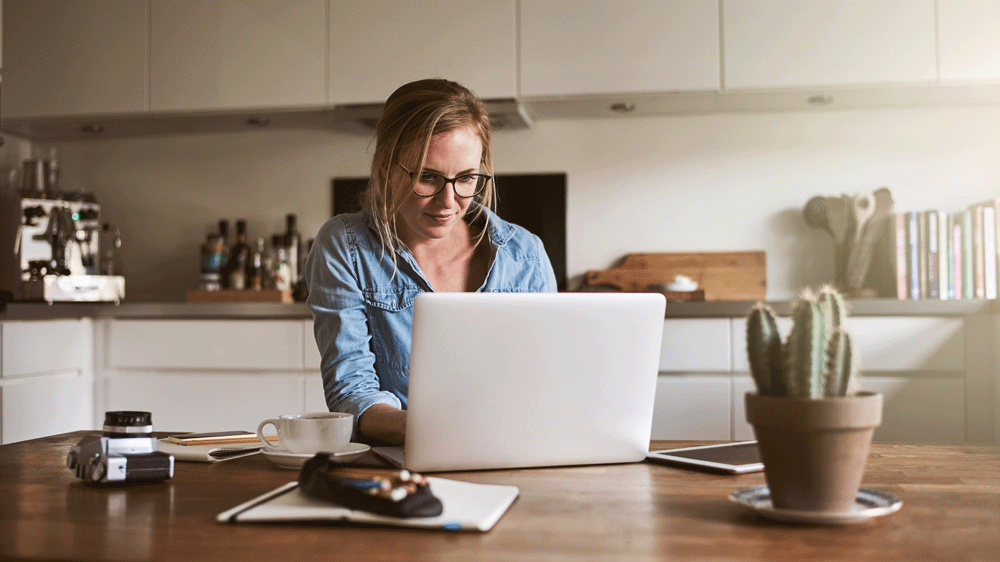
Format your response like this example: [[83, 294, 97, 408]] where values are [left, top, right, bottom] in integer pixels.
[[646, 441, 763, 474]]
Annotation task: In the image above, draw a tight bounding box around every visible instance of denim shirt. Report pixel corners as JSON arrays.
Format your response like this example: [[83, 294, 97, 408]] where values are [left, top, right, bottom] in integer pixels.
[[305, 206, 557, 429]]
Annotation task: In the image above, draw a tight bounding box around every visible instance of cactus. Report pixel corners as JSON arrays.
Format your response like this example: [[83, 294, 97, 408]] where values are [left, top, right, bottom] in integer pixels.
[[746, 302, 784, 396], [745, 286, 858, 398]]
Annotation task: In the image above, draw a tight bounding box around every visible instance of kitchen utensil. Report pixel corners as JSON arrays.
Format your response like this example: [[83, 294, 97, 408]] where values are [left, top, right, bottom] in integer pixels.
[[825, 195, 851, 288], [845, 192, 876, 290], [803, 196, 832, 236], [846, 188, 894, 291], [825, 195, 851, 247]]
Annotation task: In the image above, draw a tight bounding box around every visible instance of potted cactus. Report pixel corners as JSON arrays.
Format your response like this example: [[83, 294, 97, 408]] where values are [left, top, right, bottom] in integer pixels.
[[745, 285, 882, 513]]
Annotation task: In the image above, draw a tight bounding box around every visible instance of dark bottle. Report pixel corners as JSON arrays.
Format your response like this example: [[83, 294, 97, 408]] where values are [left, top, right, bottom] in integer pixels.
[[283, 214, 302, 287], [224, 220, 250, 290]]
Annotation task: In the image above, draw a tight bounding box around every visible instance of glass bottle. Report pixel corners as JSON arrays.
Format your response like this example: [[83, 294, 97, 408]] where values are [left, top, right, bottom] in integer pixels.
[[271, 234, 290, 290], [283, 214, 302, 286], [246, 238, 265, 291], [225, 220, 250, 290]]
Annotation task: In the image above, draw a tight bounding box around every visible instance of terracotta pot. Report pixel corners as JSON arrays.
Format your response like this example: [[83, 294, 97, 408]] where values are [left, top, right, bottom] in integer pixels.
[[745, 391, 883, 512]]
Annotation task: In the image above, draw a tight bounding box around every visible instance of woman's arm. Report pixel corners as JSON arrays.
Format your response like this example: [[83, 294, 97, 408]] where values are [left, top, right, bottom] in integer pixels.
[[305, 217, 403, 438], [358, 404, 407, 444]]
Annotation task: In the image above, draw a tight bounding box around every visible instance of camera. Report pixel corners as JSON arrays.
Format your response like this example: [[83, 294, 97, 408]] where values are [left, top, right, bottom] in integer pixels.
[[67, 411, 174, 484]]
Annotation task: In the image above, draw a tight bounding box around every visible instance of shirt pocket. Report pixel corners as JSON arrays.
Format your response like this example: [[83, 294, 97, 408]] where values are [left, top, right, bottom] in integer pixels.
[[361, 287, 418, 372], [362, 287, 420, 312]]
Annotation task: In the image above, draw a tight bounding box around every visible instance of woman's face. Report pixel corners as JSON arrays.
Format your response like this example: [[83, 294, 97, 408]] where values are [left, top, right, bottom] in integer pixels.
[[396, 125, 484, 247]]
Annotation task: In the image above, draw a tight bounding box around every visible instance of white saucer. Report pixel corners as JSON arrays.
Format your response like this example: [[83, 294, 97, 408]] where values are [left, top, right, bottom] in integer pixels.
[[261, 442, 371, 469], [729, 485, 902, 525]]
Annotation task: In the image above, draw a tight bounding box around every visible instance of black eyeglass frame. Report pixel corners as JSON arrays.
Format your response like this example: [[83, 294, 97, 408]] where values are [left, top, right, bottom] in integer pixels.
[[399, 164, 492, 199]]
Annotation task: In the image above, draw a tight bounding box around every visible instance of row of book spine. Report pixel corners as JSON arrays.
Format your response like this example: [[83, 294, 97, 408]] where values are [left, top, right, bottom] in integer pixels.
[[894, 198, 999, 300]]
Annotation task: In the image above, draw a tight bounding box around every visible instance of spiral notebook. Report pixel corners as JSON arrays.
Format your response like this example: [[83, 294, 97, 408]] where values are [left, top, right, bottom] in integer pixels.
[[217, 477, 519, 532]]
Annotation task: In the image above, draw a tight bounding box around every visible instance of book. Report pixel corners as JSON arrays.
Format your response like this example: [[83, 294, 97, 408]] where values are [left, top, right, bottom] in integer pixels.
[[907, 211, 920, 300], [940, 212, 951, 299], [983, 204, 998, 299], [960, 210, 974, 299], [926, 211, 939, 299], [975, 197, 1000, 300], [217, 478, 520, 532], [952, 216, 963, 299], [894, 213, 908, 300], [972, 204, 986, 298], [157, 439, 263, 463]]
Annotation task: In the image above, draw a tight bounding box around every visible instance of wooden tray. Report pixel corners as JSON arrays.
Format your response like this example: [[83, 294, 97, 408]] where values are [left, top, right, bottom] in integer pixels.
[[584, 252, 766, 301], [186, 289, 294, 303]]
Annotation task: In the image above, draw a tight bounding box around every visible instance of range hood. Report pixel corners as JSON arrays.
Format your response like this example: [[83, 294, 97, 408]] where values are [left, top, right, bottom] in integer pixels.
[[330, 98, 534, 131], [0, 99, 534, 142]]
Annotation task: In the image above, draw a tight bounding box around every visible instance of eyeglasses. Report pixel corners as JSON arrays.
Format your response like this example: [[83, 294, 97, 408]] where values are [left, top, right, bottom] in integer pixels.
[[399, 164, 491, 198]]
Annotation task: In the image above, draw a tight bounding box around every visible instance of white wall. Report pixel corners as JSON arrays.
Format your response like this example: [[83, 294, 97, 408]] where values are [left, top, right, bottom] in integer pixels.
[[39, 104, 1000, 301]]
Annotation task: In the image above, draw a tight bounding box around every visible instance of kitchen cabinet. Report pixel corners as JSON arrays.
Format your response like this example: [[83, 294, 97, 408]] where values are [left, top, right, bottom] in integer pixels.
[[659, 319, 731, 373], [937, 0, 1000, 82], [519, 0, 720, 98], [0, 0, 148, 119], [100, 319, 323, 432], [1, 319, 94, 444], [730, 315, 968, 443], [327, 0, 516, 104], [732, 375, 966, 444], [652, 319, 731, 440], [652, 375, 731, 440], [107, 319, 304, 370], [722, 0, 937, 89], [149, 0, 326, 112]]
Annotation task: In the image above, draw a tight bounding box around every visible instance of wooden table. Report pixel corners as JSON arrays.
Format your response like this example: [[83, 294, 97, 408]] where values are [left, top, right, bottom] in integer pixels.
[[1, 432, 998, 561]]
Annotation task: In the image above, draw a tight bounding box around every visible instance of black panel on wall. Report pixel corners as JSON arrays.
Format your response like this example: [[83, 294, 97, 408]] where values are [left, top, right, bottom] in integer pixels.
[[331, 174, 567, 291]]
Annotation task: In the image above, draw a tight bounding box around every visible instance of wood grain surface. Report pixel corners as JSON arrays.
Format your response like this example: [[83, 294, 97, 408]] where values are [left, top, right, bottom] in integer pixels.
[[1, 432, 997, 562], [584, 252, 767, 301]]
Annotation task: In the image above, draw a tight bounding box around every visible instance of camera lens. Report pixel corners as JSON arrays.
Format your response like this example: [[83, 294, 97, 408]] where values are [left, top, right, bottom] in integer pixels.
[[103, 411, 154, 437]]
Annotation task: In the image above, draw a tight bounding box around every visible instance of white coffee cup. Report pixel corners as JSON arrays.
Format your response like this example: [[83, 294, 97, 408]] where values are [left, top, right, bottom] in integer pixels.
[[256, 412, 352, 454]]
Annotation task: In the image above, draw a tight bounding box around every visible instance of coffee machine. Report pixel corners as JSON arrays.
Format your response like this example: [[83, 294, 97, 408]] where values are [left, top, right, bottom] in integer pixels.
[[1, 155, 125, 303]]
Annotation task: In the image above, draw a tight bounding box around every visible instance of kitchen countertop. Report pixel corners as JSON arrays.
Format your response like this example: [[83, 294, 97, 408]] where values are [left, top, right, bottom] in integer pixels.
[[2, 297, 997, 321]]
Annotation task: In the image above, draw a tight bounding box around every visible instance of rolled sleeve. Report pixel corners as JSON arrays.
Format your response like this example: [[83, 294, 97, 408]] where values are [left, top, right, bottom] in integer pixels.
[[306, 217, 402, 431]]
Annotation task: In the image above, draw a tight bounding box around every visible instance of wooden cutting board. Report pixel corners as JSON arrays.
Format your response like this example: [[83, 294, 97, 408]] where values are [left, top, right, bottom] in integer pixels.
[[584, 251, 766, 301]]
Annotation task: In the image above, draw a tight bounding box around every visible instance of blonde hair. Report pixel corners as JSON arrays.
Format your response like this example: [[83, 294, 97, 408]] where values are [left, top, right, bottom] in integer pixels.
[[362, 78, 495, 264]]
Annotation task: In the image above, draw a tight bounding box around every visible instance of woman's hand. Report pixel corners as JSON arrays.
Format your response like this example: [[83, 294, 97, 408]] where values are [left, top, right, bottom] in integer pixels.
[[358, 404, 407, 445]]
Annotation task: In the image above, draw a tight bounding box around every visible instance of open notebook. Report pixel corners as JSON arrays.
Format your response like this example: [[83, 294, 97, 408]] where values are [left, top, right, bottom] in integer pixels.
[[217, 477, 519, 532]]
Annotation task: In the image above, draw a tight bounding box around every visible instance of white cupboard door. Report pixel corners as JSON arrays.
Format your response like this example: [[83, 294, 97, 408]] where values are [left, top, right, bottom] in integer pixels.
[[107, 320, 303, 371], [520, 0, 720, 97], [862, 376, 966, 444], [328, 0, 516, 104], [735, 375, 967, 444], [150, 0, 327, 112], [723, 0, 936, 89], [938, 0, 1000, 82], [660, 319, 732, 373], [732, 317, 964, 373], [2, 319, 93, 377], [104, 372, 305, 433], [651, 375, 731, 440], [1, 0, 148, 119], [2, 371, 94, 444]]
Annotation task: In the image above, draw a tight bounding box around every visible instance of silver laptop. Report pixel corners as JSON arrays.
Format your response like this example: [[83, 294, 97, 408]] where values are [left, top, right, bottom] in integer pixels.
[[373, 292, 666, 472]]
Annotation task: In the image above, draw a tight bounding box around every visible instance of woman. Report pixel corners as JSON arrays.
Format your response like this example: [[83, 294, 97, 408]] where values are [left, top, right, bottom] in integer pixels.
[[305, 79, 557, 444]]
